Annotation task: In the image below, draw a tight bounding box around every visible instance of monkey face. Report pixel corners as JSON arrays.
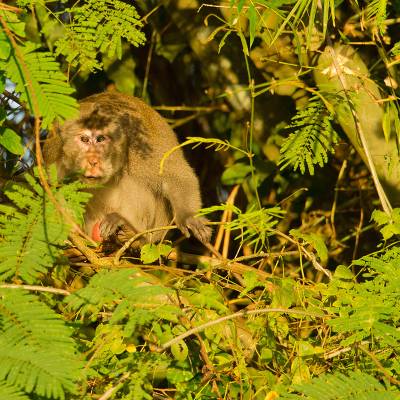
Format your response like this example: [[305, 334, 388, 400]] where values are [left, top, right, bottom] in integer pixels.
[[60, 125, 128, 185]]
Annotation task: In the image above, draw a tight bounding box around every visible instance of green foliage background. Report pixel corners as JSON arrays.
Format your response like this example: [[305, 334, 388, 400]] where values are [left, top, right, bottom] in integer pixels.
[[0, 0, 400, 399]]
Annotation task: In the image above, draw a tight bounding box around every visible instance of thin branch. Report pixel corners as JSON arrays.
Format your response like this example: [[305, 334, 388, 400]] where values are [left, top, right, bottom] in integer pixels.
[[358, 345, 400, 386], [160, 307, 324, 351], [98, 372, 131, 400], [0, 284, 70, 296], [167, 249, 272, 282], [326, 45, 392, 215], [274, 229, 332, 279], [113, 224, 177, 264]]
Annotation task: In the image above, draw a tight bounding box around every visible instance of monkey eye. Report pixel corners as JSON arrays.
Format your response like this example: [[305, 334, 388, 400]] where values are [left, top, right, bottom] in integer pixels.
[[80, 135, 89, 143], [96, 135, 107, 143]]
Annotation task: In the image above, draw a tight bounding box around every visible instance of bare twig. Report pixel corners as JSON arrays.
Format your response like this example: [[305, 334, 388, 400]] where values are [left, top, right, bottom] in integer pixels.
[[274, 230, 332, 279], [98, 372, 131, 400], [167, 249, 272, 281], [326, 46, 392, 215], [160, 307, 324, 351], [0, 284, 70, 296]]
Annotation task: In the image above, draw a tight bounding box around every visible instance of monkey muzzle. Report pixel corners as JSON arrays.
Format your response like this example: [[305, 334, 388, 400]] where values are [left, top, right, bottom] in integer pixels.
[[82, 154, 104, 179]]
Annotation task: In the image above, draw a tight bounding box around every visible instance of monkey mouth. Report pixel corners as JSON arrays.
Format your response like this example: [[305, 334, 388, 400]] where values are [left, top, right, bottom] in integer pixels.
[[84, 175, 102, 179], [83, 174, 104, 182]]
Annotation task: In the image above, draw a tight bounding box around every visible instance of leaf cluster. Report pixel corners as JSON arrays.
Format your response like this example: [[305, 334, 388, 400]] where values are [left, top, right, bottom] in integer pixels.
[[55, 0, 145, 71], [279, 98, 339, 175], [0, 168, 90, 283]]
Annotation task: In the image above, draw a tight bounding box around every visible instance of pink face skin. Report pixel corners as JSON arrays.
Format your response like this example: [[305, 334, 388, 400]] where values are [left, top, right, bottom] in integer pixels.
[[74, 129, 112, 182]]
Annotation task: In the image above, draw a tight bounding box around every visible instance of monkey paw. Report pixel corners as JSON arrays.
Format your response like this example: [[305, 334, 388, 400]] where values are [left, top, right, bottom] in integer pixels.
[[99, 213, 127, 239], [177, 215, 212, 244]]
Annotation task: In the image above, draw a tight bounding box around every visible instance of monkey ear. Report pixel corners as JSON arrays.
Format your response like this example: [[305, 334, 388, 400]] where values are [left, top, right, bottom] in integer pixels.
[[49, 119, 61, 135], [43, 120, 64, 165]]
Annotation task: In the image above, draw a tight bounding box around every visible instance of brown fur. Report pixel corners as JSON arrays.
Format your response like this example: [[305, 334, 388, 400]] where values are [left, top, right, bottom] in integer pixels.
[[43, 92, 211, 246]]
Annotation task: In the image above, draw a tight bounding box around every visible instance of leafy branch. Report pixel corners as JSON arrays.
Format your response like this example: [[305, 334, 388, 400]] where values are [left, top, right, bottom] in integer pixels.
[[279, 97, 339, 175]]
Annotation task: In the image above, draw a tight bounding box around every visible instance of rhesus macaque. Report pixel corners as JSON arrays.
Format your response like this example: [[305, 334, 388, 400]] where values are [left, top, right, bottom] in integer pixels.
[[43, 92, 211, 246]]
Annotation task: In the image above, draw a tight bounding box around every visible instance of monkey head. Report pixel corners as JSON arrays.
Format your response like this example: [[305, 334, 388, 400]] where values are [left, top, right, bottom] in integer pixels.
[[57, 106, 129, 185]]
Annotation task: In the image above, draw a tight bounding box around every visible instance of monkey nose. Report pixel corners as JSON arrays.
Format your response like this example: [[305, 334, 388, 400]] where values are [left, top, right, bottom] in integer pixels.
[[88, 157, 99, 167]]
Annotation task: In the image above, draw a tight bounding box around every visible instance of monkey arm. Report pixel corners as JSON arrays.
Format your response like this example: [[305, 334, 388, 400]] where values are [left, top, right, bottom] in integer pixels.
[[161, 169, 212, 244]]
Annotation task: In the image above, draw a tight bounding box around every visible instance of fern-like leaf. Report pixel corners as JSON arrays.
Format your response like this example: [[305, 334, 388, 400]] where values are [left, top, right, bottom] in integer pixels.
[[0, 289, 83, 399], [280, 371, 399, 399], [327, 250, 400, 348], [390, 41, 400, 56], [0, 381, 29, 400], [67, 269, 181, 336], [0, 168, 90, 283], [200, 204, 285, 252], [366, 0, 387, 35], [55, 0, 145, 71], [279, 98, 339, 175], [0, 11, 78, 127]]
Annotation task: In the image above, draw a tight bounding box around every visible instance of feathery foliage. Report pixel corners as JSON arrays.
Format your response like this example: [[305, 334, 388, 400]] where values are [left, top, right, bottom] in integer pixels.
[[67, 269, 181, 334], [0, 381, 29, 400], [281, 371, 400, 399], [0, 288, 83, 399], [366, 0, 388, 35], [56, 0, 145, 72], [0, 168, 90, 283], [200, 204, 285, 252], [0, 11, 78, 127], [327, 247, 400, 348], [279, 98, 339, 175]]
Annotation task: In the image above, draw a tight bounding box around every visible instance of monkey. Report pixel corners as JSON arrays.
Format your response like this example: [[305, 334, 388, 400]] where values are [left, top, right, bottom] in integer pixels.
[[43, 92, 212, 247]]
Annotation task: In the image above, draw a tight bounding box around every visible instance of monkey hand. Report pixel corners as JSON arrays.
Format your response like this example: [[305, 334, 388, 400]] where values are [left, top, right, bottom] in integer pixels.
[[99, 213, 128, 240], [176, 215, 212, 244]]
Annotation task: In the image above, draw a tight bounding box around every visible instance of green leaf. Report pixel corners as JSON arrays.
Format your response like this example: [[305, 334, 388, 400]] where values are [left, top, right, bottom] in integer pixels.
[[221, 162, 253, 185], [140, 243, 172, 264], [382, 102, 392, 142], [291, 356, 311, 384], [166, 368, 194, 384], [279, 98, 339, 175], [0, 128, 25, 155], [0, 169, 90, 283], [1, 10, 26, 38], [297, 341, 324, 357], [55, 0, 145, 72], [218, 30, 232, 54], [0, 289, 83, 398], [333, 265, 353, 280], [290, 229, 328, 263], [237, 31, 249, 56], [309, 233, 328, 264], [237, 0, 246, 13], [281, 371, 399, 399], [247, 4, 257, 48], [0, 381, 29, 400], [372, 208, 400, 240], [171, 341, 188, 362], [0, 30, 11, 60]]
